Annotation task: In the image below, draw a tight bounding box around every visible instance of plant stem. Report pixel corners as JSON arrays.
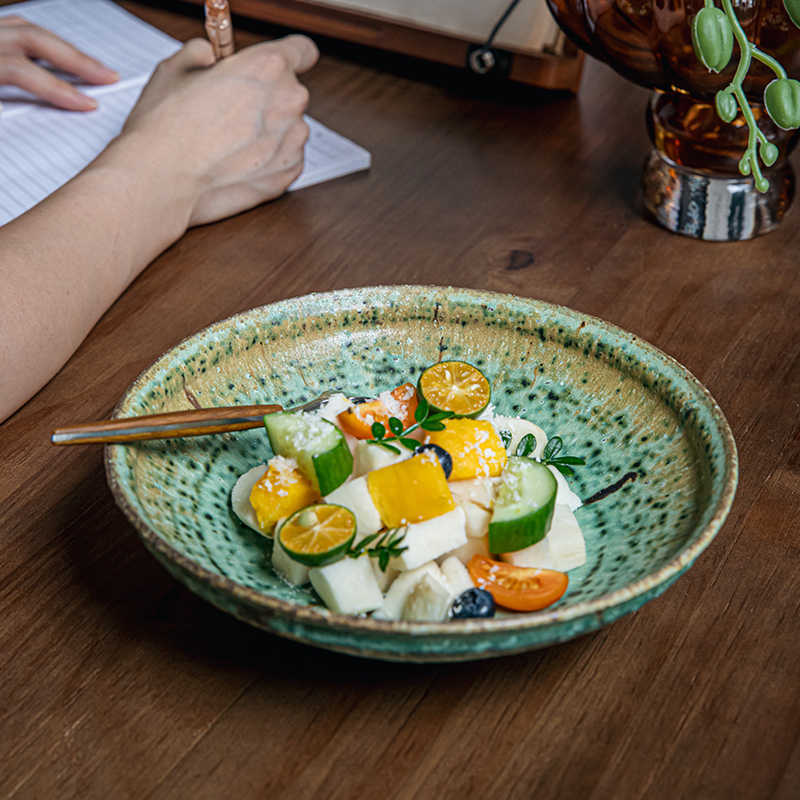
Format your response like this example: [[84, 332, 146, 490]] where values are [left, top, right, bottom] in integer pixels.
[[751, 46, 787, 80], [720, 0, 769, 189]]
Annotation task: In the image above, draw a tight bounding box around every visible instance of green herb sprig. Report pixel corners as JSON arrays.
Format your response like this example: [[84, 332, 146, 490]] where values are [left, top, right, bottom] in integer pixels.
[[348, 528, 408, 571], [515, 433, 586, 478], [367, 396, 454, 454], [691, 0, 800, 192]]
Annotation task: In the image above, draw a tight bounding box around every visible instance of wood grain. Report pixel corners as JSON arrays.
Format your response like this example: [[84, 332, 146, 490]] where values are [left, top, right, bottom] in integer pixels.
[[1, 2, 799, 799]]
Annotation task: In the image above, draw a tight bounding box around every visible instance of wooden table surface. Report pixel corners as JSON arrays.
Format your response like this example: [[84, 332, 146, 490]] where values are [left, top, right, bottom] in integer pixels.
[[2, 2, 799, 798]]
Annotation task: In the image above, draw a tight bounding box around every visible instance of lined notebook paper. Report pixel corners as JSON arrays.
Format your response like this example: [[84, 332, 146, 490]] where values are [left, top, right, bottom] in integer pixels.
[[0, 0, 370, 226]]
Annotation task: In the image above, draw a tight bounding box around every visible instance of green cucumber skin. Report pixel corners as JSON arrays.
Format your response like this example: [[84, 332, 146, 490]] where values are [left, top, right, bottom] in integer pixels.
[[488, 499, 555, 553], [489, 457, 558, 553], [263, 412, 353, 494], [313, 438, 353, 495]]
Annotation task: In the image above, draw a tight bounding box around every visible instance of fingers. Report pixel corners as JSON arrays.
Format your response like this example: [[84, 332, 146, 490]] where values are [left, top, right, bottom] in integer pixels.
[[16, 24, 118, 85], [272, 35, 319, 74], [244, 35, 319, 77], [0, 55, 97, 110]]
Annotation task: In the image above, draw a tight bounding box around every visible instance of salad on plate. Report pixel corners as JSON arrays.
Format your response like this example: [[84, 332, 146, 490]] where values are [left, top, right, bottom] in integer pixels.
[[231, 360, 587, 622]]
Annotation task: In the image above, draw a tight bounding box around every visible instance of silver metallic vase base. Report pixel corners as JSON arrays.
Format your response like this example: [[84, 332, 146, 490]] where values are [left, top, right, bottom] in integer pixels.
[[642, 150, 794, 241]]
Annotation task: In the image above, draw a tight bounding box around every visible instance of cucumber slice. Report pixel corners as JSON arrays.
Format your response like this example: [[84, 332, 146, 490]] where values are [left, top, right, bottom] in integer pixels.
[[489, 456, 557, 553], [264, 411, 353, 495]]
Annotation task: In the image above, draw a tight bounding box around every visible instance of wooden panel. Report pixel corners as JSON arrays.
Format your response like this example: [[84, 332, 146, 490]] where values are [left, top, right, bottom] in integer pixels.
[[183, 0, 584, 91]]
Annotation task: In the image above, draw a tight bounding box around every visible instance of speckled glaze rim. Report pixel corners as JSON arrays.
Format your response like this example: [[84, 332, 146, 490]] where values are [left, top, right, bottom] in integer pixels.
[[105, 285, 738, 640]]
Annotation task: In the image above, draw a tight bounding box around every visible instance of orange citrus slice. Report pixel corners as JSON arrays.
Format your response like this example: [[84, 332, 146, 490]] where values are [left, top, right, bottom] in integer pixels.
[[418, 361, 491, 417], [278, 504, 356, 567]]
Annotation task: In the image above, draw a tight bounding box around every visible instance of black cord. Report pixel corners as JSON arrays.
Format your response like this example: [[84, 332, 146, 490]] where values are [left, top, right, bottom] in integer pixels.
[[485, 0, 522, 48]]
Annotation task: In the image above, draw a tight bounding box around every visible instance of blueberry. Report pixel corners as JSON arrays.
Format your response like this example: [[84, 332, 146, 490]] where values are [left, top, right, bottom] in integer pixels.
[[450, 588, 495, 619], [413, 443, 453, 478]]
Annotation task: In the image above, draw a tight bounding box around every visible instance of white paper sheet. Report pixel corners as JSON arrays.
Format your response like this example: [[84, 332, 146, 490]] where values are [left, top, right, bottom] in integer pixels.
[[0, 0, 370, 226]]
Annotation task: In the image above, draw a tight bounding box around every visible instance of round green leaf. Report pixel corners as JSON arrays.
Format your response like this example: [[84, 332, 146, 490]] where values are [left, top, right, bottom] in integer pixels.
[[764, 78, 800, 130], [715, 90, 738, 123], [760, 141, 779, 167], [784, 0, 800, 29], [692, 7, 734, 73], [739, 156, 752, 176], [755, 174, 770, 193]]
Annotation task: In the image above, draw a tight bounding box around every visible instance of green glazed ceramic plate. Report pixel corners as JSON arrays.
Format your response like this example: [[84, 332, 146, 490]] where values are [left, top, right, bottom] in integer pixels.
[[106, 286, 737, 662]]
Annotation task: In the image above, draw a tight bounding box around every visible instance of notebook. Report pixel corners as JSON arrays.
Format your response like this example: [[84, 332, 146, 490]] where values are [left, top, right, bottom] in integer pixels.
[[0, 0, 371, 227]]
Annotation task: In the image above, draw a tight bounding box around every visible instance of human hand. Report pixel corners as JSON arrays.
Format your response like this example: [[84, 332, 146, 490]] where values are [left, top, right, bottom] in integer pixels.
[[119, 35, 318, 227], [0, 15, 118, 110]]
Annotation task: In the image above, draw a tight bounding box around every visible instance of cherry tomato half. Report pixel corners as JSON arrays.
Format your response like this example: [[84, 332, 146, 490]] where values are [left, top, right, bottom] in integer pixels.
[[337, 383, 418, 439], [467, 555, 568, 612]]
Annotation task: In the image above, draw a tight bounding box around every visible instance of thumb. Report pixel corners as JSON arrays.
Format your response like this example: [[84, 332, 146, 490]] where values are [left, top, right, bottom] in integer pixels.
[[166, 39, 216, 72]]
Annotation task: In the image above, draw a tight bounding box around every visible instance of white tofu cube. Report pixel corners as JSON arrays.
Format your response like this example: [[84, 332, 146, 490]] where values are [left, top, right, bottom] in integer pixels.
[[444, 535, 490, 565], [309, 555, 382, 614], [502, 536, 557, 570], [371, 559, 398, 593], [352, 439, 409, 476], [324, 476, 382, 539], [402, 574, 452, 622], [448, 478, 494, 539], [448, 478, 495, 508], [439, 556, 475, 596], [389, 507, 467, 571], [372, 561, 443, 620], [271, 529, 310, 586], [461, 502, 491, 539]]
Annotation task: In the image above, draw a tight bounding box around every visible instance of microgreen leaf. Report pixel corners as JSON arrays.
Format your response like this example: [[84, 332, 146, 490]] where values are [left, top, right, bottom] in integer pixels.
[[371, 421, 386, 440], [426, 411, 454, 423], [399, 437, 419, 451], [536, 433, 586, 475], [347, 531, 383, 558], [421, 421, 446, 432], [414, 396, 428, 422], [542, 436, 563, 461], [499, 430, 512, 449], [550, 462, 575, 478], [388, 417, 404, 436], [378, 441, 401, 454], [515, 433, 537, 458], [353, 527, 408, 571], [551, 455, 586, 466]]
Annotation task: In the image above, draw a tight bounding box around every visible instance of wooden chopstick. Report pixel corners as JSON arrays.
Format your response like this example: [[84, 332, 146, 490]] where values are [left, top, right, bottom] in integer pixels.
[[51, 405, 282, 445], [51, 390, 338, 445]]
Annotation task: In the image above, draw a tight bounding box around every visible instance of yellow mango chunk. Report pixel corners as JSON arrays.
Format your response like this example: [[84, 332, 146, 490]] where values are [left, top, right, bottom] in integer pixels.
[[367, 452, 455, 528], [424, 418, 507, 481], [249, 456, 319, 534]]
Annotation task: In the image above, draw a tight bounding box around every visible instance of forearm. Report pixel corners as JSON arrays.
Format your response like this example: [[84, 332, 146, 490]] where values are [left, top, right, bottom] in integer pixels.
[[0, 135, 195, 421]]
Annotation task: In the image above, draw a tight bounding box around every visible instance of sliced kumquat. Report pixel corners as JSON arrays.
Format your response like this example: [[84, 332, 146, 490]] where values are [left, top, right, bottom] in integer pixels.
[[278, 503, 356, 567], [418, 361, 491, 417]]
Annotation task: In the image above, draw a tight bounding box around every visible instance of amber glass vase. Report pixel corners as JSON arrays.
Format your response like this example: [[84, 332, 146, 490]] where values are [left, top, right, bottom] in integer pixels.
[[546, 0, 800, 240]]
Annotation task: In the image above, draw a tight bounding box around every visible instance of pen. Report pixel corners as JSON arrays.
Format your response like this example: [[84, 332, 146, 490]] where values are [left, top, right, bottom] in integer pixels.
[[204, 0, 235, 59]]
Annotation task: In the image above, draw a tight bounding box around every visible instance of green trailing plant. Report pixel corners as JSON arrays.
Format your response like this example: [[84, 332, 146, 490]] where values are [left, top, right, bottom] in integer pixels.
[[691, 0, 800, 192]]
